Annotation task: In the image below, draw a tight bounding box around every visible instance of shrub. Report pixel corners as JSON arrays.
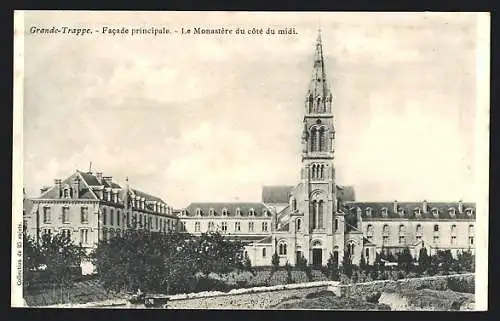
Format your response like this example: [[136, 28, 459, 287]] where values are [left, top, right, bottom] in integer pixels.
[[365, 291, 381, 304], [194, 276, 231, 292], [447, 276, 475, 294], [271, 253, 280, 271], [305, 290, 335, 299]]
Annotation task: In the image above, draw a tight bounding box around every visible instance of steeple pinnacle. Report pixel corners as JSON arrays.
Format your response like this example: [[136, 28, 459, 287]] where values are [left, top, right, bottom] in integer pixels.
[[306, 30, 332, 114]]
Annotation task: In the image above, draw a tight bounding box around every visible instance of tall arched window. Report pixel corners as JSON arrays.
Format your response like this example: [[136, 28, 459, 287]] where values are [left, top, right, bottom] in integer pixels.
[[310, 128, 317, 152], [311, 200, 317, 229], [291, 198, 297, 211], [278, 241, 287, 255], [308, 95, 313, 113], [319, 127, 326, 151], [296, 218, 302, 231], [317, 97, 321, 111], [318, 200, 324, 229]]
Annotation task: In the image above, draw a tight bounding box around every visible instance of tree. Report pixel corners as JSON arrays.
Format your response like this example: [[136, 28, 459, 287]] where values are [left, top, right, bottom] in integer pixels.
[[457, 250, 475, 272], [242, 251, 253, 272], [326, 253, 340, 281], [22, 233, 42, 288], [37, 232, 87, 303], [418, 247, 430, 274], [341, 250, 353, 279], [271, 252, 280, 271], [397, 247, 414, 273], [359, 253, 367, 272]]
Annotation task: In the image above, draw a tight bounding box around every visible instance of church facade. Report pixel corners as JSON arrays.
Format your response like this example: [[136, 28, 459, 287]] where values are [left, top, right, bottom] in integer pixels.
[[178, 33, 476, 267]]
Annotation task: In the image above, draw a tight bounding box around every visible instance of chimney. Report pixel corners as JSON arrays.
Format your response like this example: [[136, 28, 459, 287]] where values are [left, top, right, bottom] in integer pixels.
[[96, 172, 103, 184], [54, 179, 62, 198], [72, 177, 80, 199], [393, 200, 398, 213], [422, 200, 428, 213], [458, 200, 464, 213]]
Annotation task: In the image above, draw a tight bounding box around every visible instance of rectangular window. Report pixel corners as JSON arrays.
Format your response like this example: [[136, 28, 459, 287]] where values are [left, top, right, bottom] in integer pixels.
[[80, 229, 88, 245], [156, 217, 159, 229], [235, 222, 241, 232], [194, 221, 200, 232], [43, 228, 52, 236], [81, 207, 89, 223], [181, 222, 186, 232], [127, 212, 130, 226], [61, 229, 71, 239], [398, 236, 405, 245], [110, 209, 114, 225], [248, 222, 254, 232], [469, 236, 474, 246], [433, 236, 439, 245], [117, 211, 121, 226], [451, 236, 457, 245], [221, 222, 228, 232], [43, 207, 52, 223], [262, 248, 267, 258], [62, 207, 70, 223], [262, 222, 268, 232], [382, 235, 389, 246], [335, 219, 339, 232]]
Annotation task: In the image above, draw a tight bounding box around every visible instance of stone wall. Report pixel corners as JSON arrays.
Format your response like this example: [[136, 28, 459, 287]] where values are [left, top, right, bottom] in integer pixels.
[[166, 281, 334, 309], [338, 273, 475, 298]]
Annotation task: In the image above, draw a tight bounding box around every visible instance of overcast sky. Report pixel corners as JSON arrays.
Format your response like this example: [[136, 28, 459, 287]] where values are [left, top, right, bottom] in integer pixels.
[[21, 11, 486, 208]]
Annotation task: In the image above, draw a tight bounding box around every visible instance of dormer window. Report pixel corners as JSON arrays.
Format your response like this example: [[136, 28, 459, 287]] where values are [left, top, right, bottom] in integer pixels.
[[398, 207, 405, 217], [262, 209, 268, 216], [63, 187, 71, 199], [365, 207, 372, 217], [465, 208, 473, 217], [414, 207, 421, 217], [113, 192, 118, 203], [431, 208, 439, 218], [196, 208, 202, 216], [222, 208, 228, 216], [381, 207, 388, 218], [209, 208, 215, 216], [449, 208, 456, 217], [236, 208, 241, 216], [249, 208, 255, 216]]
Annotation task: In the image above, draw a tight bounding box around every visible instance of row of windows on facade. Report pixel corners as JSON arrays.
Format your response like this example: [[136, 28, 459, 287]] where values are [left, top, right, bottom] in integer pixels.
[[101, 208, 175, 231], [360, 206, 474, 217], [367, 223, 475, 247], [42, 228, 89, 245], [366, 223, 475, 236], [372, 234, 475, 247], [191, 208, 271, 217], [42, 206, 89, 224], [190, 221, 269, 233]]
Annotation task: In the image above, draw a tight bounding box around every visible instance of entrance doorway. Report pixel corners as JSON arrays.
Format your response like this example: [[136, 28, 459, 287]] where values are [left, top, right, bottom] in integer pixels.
[[312, 249, 322, 267]]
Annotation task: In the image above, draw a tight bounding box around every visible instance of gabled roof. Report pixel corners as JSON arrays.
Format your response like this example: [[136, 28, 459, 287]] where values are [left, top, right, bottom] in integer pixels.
[[342, 201, 476, 220], [184, 202, 270, 217], [38, 171, 98, 200], [262, 185, 294, 204]]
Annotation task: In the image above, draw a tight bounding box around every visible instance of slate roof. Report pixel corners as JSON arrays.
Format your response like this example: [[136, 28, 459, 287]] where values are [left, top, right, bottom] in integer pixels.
[[184, 202, 271, 217], [262, 185, 294, 204], [342, 201, 476, 220], [39, 171, 97, 200]]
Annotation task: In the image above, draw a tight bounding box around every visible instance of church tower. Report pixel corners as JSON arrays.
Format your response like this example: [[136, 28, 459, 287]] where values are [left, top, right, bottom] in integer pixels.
[[299, 31, 337, 266]]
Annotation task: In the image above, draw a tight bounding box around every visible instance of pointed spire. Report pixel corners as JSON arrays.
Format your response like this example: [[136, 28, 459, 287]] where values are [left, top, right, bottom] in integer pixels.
[[306, 30, 332, 114]]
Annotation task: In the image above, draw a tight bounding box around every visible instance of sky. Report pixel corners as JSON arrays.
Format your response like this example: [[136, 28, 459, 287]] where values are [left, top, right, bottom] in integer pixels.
[[21, 11, 486, 208]]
